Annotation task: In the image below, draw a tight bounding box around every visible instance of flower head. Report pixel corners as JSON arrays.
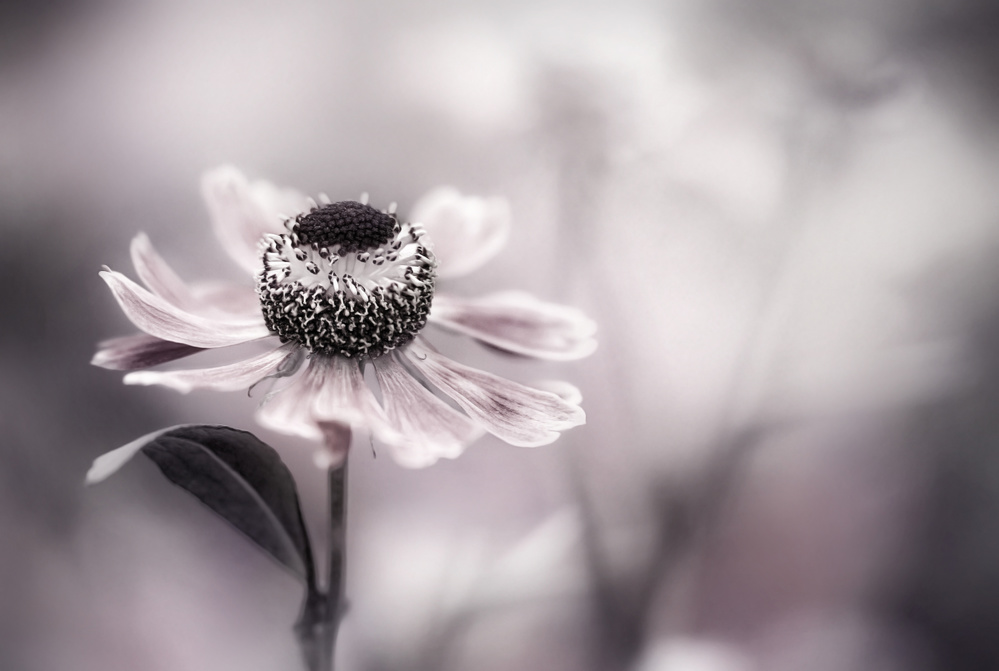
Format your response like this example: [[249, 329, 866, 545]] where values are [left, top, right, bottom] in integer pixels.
[[94, 167, 595, 467]]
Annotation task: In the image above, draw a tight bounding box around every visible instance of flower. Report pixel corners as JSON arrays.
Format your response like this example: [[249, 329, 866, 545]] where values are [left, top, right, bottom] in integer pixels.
[[93, 167, 595, 467]]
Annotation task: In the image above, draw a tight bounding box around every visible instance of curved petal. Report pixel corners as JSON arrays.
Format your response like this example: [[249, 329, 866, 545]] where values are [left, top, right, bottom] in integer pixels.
[[410, 187, 510, 278], [130, 233, 199, 311], [315, 421, 352, 469], [256, 363, 326, 442], [403, 341, 585, 447], [130, 233, 261, 319], [373, 353, 484, 467], [100, 270, 271, 348], [201, 165, 309, 274], [92, 333, 204, 371], [190, 281, 263, 317], [430, 291, 597, 360], [255, 357, 398, 447], [309, 357, 400, 445], [531, 380, 583, 406], [123, 343, 293, 393]]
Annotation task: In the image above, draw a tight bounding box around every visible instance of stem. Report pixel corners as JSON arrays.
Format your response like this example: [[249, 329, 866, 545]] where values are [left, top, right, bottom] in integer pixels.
[[326, 459, 349, 620], [296, 423, 351, 671]]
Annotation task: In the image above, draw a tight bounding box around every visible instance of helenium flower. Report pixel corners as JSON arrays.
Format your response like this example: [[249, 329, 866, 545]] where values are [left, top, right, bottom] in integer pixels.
[[94, 167, 595, 467]]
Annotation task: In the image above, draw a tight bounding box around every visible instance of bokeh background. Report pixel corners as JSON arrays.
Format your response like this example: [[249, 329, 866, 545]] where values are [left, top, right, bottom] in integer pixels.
[[4, 0, 999, 669]]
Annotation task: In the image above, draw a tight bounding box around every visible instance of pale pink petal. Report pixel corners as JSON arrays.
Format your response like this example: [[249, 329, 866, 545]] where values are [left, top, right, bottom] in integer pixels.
[[130, 233, 199, 311], [373, 354, 484, 467], [403, 341, 585, 447], [531, 380, 584, 405], [92, 334, 204, 371], [430, 291, 597, 360], [100, 270, 271, 348], [315, 422, 351, 469], [190, 281, 263, 317], [410, 187, 510, 278], [255, 362, 326, 442], [123, 344, 293, 393], [130, 233, 261, 318], [309, 357, 400, 445], [201, 165, 309, 274]]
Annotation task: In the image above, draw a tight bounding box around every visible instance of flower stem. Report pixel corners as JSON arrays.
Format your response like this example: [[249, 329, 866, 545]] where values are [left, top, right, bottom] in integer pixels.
[[296, 425, 351, 671]]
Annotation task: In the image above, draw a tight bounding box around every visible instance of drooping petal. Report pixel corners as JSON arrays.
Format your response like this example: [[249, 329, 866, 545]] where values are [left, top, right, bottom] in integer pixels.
[[201, 165, 309, 274], [100, 270, 272, 348], [130, 233, 261, 318], [410, 187, 510, 278], [403, 341, 585, 447], [123, 344, 293, 393], [309, 357, 400, 446], [430, 292, 597, 360], [92, 333, 204, 371], [130, 233, 199, 311], [372, 353, 484, 467], [531, 380, 584, 406], [190, 281, 264, 317], [256, 361, 326, 442], [315, 421, 352, 469]]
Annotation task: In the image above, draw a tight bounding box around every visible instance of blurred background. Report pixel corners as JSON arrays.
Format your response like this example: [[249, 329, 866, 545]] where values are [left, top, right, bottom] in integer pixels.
[[3, 0, 999, 669]]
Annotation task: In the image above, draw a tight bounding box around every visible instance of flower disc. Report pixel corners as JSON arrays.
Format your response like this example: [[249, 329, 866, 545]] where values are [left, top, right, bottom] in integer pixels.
[[257, 202, 436, 358]]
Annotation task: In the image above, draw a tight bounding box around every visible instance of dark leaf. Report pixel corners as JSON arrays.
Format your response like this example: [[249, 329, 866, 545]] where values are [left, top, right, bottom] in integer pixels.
[[88, 425, 315, 587]]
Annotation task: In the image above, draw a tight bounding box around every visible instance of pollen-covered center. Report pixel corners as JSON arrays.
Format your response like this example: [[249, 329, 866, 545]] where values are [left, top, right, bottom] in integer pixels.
[[295, 202, 396, 253], [256, 200, 437, 359]]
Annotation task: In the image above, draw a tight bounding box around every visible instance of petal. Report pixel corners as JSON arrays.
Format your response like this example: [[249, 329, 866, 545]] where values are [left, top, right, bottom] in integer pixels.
[[92, 334, 204, 371], [100, 269, 272, 348], [255, 363, 326, 442], [372, 354, 484, 467], [410, 187, 510, 278], [131, 233, 261, 318], [123, 343, 293, 393], [430, 291, 597, 361], [201, 165, 309, 274], [314, 422, 352, 469], [190, 281, 264, 317], [130, 233, 199, 311], [531, 380, 584, 406], [309, 357, 400, 445], [403, 341, 585, 447], [255, 357, 398, 447]]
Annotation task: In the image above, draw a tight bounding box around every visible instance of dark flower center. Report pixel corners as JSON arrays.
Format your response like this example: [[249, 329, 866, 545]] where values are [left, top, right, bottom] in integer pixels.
[[256, 201, 436, 359], [294, 202, 397, 254]]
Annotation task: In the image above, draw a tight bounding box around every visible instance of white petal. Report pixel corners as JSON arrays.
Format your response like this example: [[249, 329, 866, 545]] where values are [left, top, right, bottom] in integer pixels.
[[430, 291, 597, 360], [309, 357, 400, 445], [100, 269, 272, 348], [373, 354, 484, 467], [86, 425, 186, 484], [410, 187, 510, 278], [123, 344, 293, 393], [130, 233, 260, 318], [130, 233, 199, 311], [315, 422, 352, 469], [255, 357, 397, 446], [531, 380, 583, 406], [255, 361, 326, 442], [92, 334, 204, 371], [403, 342, 585, 447], [190, 281, 264, 317], [201, 165, 309, 274]]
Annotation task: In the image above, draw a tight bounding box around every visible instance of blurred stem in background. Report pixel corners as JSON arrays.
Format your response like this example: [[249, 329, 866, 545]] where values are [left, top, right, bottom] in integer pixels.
[[297, 424, 351, 671]]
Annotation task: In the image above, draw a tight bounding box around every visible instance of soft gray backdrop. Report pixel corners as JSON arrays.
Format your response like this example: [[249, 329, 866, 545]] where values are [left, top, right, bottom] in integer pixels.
[[3, 0, 999, 669]]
